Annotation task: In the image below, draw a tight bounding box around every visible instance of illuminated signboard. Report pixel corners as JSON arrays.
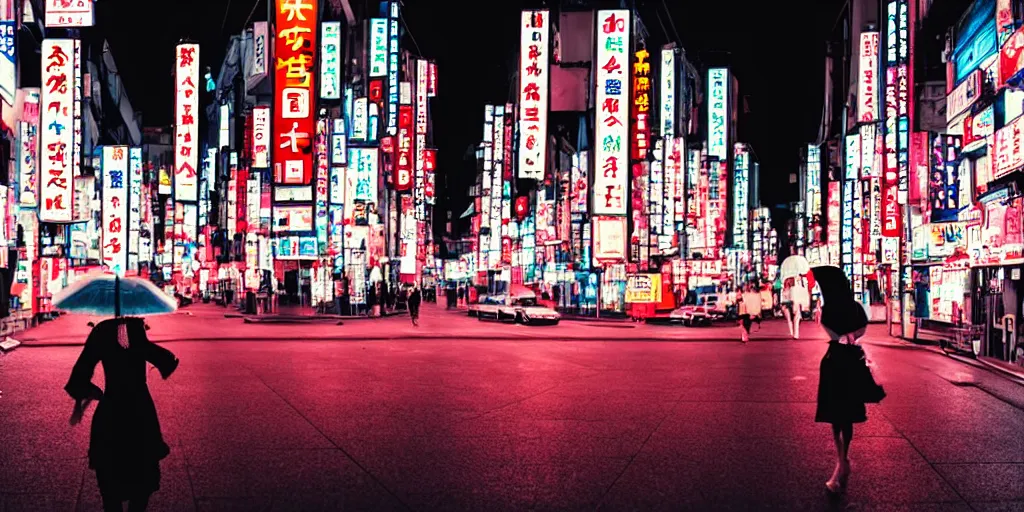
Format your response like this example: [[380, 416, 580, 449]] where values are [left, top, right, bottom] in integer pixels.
[[346, 147, 379, 216], [19, 90, 39, 207], [175, 43, 199, 201], [315, 119, 329, 248], [806, 144, 821, 224], [946, 69, 982, 123], [273, 0, 317, 184], [660, 48, 675, 146], [859, 124, 876, 178], [841, 179, 854, 277], [631, 48, 650, 160], [952, 0, 997, 83], [0, 18, 14, 107], [252, 105, 270, 168], [415, 59, 429, 219], [593, 9, 630, 216], [102, 146, 128, 276], [707, 67, 729, 160], [929, 134, 962, 222], [518, 10, 549, 181], [247, 22, 268, 89], [963, 105, 994, 152], [73, 40, 81, 180], [128, 147, 143, 266], [320, 22, 341, 100], [881, 0, 904, 237], [368, 19, 388, 77], [39, 39, 75, 222], [396, 105, 413, 190], [387, 1, 399, 135], [845, 133, 861, 180], [424, 149, 436, 204], [857, 31, 878, 122], [45, 0, 93, 27], [733, 144, 748, 249]]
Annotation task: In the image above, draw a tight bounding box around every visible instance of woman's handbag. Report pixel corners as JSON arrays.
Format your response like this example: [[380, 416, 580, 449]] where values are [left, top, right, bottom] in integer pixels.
[[855, 355, 886, 404]]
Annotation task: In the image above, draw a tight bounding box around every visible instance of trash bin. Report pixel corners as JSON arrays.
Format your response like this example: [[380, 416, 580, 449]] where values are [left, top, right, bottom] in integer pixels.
[[245, 291, 257, 315]]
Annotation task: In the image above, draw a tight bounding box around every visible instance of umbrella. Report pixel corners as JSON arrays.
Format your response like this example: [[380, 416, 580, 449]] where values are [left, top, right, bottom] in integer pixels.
[[779, 255, 811, 280], [52, 272, 177, 317], [811, 265, 867, 337]]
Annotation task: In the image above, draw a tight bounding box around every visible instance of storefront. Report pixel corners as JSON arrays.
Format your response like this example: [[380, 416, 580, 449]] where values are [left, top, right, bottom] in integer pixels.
[[969, 190, 1024, 362]]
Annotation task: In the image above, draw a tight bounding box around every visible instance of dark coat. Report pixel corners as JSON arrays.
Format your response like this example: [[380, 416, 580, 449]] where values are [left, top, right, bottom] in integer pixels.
[[65, 317, 179, 499], [816, 341, 868, 425], [408, 289, 422, 313]]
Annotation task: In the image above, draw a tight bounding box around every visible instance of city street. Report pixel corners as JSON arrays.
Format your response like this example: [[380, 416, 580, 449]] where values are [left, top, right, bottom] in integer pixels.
[[3, 309, 1024, 510]]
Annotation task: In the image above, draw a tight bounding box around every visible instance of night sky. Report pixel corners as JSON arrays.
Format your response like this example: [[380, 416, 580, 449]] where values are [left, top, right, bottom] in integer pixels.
[[100, 0, 840, 216]]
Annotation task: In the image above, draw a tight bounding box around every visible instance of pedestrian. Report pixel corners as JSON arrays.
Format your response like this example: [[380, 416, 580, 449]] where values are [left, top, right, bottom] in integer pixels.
[[367, 283, 377, 317], [737, 284, 762, 343], [811, 265, 884, 496], [65, 317, 180, 512], [408, 284, 422, 326]]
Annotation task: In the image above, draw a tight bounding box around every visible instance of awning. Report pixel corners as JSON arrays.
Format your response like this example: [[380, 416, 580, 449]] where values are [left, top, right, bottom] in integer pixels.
[[459, 204, 476, 219]]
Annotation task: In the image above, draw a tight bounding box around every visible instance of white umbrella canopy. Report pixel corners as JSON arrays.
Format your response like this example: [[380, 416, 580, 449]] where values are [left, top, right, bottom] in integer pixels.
[[52, 271, 177, 317], [779, 255, 811, 281]]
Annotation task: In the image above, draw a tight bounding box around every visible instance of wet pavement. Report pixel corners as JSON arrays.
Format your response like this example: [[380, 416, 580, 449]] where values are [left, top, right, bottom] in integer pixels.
[[2, 310, 1023, 510]]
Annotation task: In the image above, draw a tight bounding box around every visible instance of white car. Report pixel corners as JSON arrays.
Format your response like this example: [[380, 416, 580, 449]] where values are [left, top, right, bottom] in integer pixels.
[[469, 295, 504, 319], [497, 296, 561, 325]]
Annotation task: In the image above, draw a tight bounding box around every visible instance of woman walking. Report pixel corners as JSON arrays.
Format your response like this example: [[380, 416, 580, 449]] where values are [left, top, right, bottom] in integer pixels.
[[408, 284, 422, 326], [65, 317, 180, 512], [812, 265, 883, 496], [737, 284, 762, 343]]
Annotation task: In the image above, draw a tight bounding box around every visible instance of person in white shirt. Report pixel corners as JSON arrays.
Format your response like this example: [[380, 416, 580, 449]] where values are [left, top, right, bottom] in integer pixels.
[[783, 276, 811, 339]]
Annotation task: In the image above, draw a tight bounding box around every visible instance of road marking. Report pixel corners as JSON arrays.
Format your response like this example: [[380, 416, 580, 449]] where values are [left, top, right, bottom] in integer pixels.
[[791, 375, 807, 381]]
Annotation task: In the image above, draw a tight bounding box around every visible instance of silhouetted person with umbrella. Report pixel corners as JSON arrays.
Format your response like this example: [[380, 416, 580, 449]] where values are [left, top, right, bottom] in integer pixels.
[[66, 317, 179, 512], [811, 265, 884, 496]]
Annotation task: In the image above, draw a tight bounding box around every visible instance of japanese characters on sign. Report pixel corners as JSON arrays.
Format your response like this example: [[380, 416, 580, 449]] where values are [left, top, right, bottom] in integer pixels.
[[19, 90, 39, 207], [881, 0, 903, 236], [273, 0, 318, 185], [250, 22, 268, 81], [660, 48, 675, 145], [395, 105, 413, 190], [39, 39, 76, 223], [315, 119, 329, 248], [857, 31, 878, 122], [73, 40, 82, 179], [368, 19, 387, 77], [895, 0, 909, 202], [707, 68, 729, 160], [631, 49, 650, 161], [252, 105, 270, 168], [994, 113, 1024, 179], [593, 9, 630, 216], [128, 148, 143, 269], [929, 134, 962, 223], [320, 22, 341, 100], [946, 69, 981, 123], [860, 124, 876, 178], [175, 43, 200, 201], [806, 144, 821, 221], [102, 146, 128, 276], [846, 133, 861, 180], [415, 59, 428, 219], [0, 20, 15, 107], [345, 147, 378, 222], [518, 10, 549, 181], [331, 118, 347, 166], [386, 2, 399, 135], [45, 0, 94, 28], [427, 62, 438, 97], [423, 148, 436, 204], [733, 144, 748, 249]]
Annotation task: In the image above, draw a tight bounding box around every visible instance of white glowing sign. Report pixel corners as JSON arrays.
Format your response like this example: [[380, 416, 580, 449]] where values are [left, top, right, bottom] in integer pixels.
[[707, 67, 729, 160], [252, 105, 270, 168], [39, 39, 75, 222], [415, 59, 428, 220], [860, 124, 876, 178], [806, 144, 821, 222], [102, 146, 128, 276], [128, 147, 143, 265], [660, 48, 675, 142], [593, 9, 630, 215], [19, 90, 39, 207], [175, 43, 199, 202], [45, 0, 93, 28], [369, 18, 388, 77], [386, 1, 399, 135], [320, 22, 341, 100], [846, 133, 861, 180], [857, 31, 879, 122], [733, 145, 749, 249], [518, 10, 549, 181]]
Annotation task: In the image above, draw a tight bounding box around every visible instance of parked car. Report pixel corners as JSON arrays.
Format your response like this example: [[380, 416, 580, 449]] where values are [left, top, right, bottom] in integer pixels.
[[468, 294, 504, 319], [669, 293, 725, 326], [496, 288, 560, 325]]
